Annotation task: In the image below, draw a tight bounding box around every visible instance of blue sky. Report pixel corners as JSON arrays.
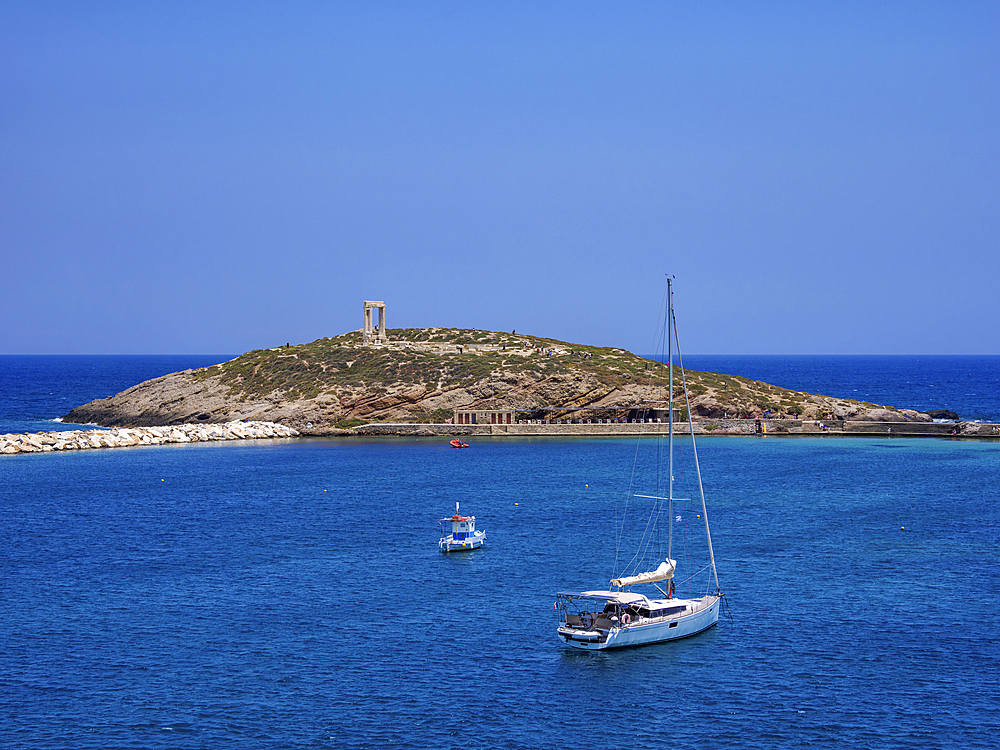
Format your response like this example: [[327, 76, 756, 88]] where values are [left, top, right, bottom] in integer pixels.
[[2, 2, 998, 355]]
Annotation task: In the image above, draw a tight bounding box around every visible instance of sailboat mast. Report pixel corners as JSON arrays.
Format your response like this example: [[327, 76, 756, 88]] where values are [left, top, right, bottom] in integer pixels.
[[667, 277, 674, 562], [671, 300, 722, 595]]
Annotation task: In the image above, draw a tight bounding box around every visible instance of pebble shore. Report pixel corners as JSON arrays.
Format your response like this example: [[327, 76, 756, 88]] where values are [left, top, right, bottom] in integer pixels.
[[0, 421, 299, 455]]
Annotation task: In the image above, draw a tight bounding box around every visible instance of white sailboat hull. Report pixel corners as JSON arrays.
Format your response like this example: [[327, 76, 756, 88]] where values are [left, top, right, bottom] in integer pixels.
[[558, 596, 720, 650]]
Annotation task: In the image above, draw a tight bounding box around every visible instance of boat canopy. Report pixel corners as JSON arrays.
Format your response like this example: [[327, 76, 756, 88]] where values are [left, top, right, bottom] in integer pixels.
[[610, 559, 676, 588], [557, 591, 650, 605]]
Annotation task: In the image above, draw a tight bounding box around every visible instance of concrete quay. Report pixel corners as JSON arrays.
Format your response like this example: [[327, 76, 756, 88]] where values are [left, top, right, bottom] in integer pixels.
[[4, 418, 995, 456], [357, 419, 1000, 439]]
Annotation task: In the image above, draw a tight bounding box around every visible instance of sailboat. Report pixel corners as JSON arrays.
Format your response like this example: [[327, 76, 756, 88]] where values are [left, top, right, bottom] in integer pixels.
[[555, 278, 723, 649]]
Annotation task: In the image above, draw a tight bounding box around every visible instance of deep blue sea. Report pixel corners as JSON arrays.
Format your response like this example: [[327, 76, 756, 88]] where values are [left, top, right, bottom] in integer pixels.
[[2, 356, 1000, 749], [682, 355, 1000, 424]]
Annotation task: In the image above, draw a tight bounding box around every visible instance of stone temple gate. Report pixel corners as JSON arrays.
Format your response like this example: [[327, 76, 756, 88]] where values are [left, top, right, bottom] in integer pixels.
[[363, 301, 387, 345]]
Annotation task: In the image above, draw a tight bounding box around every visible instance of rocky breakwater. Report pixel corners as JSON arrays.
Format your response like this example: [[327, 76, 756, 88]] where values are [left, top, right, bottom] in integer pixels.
[[0, 421, 299, 456]]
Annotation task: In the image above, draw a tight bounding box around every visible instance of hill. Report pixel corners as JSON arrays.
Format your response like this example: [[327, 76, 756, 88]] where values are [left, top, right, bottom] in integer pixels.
[[63, 328, 931, 433]]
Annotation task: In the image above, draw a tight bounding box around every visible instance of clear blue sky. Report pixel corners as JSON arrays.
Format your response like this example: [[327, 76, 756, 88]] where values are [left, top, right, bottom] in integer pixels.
[[2, 2, 998, 355]]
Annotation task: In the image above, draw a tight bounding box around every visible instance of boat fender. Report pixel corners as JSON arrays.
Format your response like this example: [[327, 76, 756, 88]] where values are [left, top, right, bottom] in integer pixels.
[[621, 613, 631, 625]]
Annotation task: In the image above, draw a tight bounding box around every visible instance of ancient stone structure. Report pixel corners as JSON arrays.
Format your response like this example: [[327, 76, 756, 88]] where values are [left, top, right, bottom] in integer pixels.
[[363, 301, 387, 345], [453, 408, 516, 425]]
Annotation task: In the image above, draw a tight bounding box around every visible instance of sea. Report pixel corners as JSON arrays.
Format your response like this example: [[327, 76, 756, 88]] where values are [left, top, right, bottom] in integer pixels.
[[2, 355, 999, 749]]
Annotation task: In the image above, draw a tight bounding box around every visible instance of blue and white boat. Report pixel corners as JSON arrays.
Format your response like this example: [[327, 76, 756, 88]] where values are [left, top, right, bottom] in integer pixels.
[[438, 502, 485, 552], [556, 278, 724, 649]]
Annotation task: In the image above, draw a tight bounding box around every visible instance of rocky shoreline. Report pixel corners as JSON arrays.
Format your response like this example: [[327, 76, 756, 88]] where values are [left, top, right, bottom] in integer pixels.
[[0, 420, 299, 456], [63, 327, 942, 433]]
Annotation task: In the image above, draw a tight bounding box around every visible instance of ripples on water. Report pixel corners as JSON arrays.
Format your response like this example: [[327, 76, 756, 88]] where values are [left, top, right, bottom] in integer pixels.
[[3, 435, 1000, 749]]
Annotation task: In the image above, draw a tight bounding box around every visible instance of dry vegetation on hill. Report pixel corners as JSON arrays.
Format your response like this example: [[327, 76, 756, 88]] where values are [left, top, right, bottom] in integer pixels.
[[63, 328, 929, 432]]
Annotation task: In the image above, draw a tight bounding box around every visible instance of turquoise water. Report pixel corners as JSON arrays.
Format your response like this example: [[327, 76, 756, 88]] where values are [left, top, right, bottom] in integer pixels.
[[3, 434, 999, 748]]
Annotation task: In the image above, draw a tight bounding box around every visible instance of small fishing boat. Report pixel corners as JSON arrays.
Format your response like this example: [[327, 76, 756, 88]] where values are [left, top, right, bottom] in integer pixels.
[[438, 502, 485, 552], [555, 278, 724, 649], [449, 439, 469, 448]]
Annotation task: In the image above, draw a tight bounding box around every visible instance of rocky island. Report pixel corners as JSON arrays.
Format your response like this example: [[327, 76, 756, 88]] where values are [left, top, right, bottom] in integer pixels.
[[63, 327, 940, 435]]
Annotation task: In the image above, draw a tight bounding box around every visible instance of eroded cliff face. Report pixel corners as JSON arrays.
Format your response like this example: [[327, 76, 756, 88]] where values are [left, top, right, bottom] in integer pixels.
[[62, 328, 931, 433]]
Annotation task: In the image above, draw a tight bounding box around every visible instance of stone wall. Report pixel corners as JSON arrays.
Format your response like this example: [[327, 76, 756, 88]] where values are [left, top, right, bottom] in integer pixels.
[[356, 419, 999, 438]]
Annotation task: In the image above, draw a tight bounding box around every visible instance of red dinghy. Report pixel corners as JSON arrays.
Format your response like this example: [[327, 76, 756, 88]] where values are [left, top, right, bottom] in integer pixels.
[[449, 440, 469, 448]]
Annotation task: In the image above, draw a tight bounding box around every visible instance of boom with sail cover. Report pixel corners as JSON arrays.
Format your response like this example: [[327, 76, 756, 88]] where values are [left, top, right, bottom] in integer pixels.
[[610, 559, 676, 588]]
